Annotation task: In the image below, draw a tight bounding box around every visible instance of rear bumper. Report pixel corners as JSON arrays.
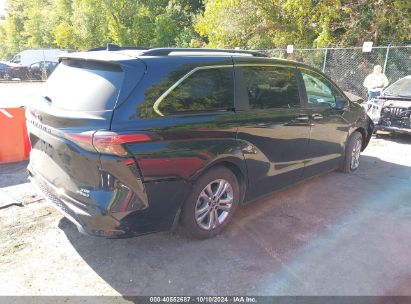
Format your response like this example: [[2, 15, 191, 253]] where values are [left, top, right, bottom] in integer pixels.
[[29, 171, 128, 238], [28, 168, 189, 238]]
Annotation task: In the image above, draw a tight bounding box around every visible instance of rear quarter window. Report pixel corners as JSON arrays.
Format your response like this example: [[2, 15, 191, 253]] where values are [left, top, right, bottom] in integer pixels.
[[44, 59, 124, 112], [139, 66, 234, 118]]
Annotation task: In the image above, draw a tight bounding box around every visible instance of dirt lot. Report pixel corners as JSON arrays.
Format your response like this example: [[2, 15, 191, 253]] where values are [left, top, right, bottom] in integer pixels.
[[0, 133, 410, 296]]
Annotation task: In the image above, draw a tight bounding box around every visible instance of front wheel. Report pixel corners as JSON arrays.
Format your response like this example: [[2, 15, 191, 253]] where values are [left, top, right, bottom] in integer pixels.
[[180, 166, 239, 239], [341, 131, 363, 173]]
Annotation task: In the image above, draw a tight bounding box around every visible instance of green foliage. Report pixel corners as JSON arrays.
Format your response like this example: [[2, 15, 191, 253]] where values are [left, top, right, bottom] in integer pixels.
[[0, 20, 9, 59], [0, 0, 409, 59], [196, 0, 410, 48], [70, 0, 109, 49], [151, 3, 196, 47]]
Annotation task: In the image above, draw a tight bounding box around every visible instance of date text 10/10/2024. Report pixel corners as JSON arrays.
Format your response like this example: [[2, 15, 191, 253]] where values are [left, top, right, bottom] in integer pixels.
[[149, 297, 257, 303]]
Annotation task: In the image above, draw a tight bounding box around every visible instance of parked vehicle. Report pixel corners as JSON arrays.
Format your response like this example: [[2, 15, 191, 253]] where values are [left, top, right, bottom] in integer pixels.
[[0, 61, 30, 80], [28, 61, 59, 80], [0, 61, 9, 79], [10, 49, 67, 67], [365, 75, 411, 134], [27, 47, 374, 239]]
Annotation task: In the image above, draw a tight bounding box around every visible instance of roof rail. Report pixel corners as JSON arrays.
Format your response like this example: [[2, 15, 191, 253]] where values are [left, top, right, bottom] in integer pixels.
[[141, 48, 267, 57], [86, 45, 267, 57], [88, 44, 149, 52]]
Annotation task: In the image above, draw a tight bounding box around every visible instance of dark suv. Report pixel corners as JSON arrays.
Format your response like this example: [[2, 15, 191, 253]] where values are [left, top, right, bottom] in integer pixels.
[[27, 47, 373, 238]]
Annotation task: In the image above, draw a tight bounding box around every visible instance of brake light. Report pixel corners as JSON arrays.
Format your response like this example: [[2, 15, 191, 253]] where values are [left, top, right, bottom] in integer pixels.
[[65, 131, 95, 151], [66, 131, 155, 156], [93, 132, 154, 156]]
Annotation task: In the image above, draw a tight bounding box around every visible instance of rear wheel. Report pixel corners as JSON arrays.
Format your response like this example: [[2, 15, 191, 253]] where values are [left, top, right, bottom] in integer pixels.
[[180, 166, 239, 239], [341, 131, 363, 173]]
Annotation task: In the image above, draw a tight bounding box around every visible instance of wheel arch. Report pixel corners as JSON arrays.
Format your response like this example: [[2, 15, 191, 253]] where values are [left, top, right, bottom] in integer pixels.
[[353, 127, 367, 151], [190, 157, 248, 205]]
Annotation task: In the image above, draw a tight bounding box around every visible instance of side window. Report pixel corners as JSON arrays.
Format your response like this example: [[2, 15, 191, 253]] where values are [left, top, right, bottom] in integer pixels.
[[154, 67, 233, 116], [240, 66, 300, 109], [12, 55, 21, 64], [302, 71, 344, 108], [31, 63, 40, 69]]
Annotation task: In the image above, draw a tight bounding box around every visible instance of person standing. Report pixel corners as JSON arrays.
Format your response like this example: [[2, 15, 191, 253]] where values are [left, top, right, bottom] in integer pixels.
[[363, 65, 389, 100]]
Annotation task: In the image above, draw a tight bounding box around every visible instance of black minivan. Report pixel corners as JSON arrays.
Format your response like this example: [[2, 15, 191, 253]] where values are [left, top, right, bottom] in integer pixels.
[[27, 47, 373, 238]]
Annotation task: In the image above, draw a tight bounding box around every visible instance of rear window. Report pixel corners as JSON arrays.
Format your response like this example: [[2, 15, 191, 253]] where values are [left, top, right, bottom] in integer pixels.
[[44, 59, 124, 111]]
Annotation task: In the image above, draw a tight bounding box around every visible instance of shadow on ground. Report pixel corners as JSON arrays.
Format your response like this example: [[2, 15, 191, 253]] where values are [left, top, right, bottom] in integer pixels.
[[375, 132, 411, 144], [59, 155, 411, 296], [0, 161, 29, 188]]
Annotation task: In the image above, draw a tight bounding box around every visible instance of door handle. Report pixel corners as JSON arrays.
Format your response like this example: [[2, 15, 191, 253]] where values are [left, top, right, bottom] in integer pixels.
[[285, 115, 311, 126], [295, 115, 310, 122], [311, 113, 323, 121]]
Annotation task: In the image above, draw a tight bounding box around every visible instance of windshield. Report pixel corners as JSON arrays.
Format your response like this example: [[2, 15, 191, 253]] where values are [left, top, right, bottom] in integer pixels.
[[383, 77, 411, 97], [44, 59, 124, 111]]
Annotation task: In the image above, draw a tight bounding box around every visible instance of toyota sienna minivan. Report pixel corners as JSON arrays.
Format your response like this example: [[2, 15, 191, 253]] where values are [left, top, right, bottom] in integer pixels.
[[27, 46, 373, 238]]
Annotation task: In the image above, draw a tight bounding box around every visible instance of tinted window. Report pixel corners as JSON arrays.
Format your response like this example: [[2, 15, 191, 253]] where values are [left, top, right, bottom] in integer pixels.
[[31, 63, 40, 69], [44, 59, 124, 111], [302, 70, 344, 108], [154, 67, 233, 116], [240, 66, 300, 109], [11, 55, 21, 63]]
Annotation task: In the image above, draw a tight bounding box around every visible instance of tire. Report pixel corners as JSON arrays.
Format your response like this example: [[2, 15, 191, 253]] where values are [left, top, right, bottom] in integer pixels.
[[180, 166, 239, 239], [341, 131, 363, 173]]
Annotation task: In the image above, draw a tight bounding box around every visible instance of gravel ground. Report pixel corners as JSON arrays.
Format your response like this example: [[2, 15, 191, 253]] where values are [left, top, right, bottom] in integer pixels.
[[0, 133, 410, 296]]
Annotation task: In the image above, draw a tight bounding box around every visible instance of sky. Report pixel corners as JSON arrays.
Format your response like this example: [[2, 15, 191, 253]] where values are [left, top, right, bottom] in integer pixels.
[[0, 0, 5, 17]]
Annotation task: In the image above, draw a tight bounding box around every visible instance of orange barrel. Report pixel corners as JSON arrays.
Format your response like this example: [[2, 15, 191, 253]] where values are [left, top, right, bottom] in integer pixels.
[[0, 107, 31, 163]]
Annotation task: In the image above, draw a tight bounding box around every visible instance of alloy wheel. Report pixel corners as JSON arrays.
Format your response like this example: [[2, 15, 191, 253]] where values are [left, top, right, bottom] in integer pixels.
[[195, 179, 234, 230], [351, 138, 362, 170]]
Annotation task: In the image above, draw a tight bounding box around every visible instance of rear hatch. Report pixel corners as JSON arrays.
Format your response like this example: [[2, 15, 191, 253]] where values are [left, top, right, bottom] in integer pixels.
[[27, 52, 146, 204]]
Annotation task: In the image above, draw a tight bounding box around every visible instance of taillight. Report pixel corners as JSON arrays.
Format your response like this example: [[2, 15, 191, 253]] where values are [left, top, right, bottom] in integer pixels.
[[65, 131, 95, 152], [66, 131, 156, 156]]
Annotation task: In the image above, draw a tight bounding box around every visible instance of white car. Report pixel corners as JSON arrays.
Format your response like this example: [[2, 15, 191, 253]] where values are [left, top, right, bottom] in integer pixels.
[[365, 75, 411, 134]]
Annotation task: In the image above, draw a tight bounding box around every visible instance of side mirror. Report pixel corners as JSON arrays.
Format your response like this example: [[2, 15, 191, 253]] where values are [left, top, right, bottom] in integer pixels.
[[335, 99, 346, 110]]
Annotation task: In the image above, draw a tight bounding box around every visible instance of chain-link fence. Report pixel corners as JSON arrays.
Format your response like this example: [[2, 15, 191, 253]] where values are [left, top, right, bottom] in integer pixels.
[[264, 45, 411, 100], [2, 45, 410, 98]]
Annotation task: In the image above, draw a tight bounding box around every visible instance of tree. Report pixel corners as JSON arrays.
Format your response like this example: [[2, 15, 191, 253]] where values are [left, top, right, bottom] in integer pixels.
[[52, 0, 75, 49], [0, 0, 408, 60], [0, 20, 9, 58], [195, 0, 341, 48], [70, 0, 109, 49], [151, 3, 196, 47], [195, 0, 410, 48], [22, 0, 55, 48]]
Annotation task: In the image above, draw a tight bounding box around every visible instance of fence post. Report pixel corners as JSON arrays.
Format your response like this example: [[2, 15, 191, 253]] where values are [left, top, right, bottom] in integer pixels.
[[383, 44, 391, 74], [322, 48, 328, 72]]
